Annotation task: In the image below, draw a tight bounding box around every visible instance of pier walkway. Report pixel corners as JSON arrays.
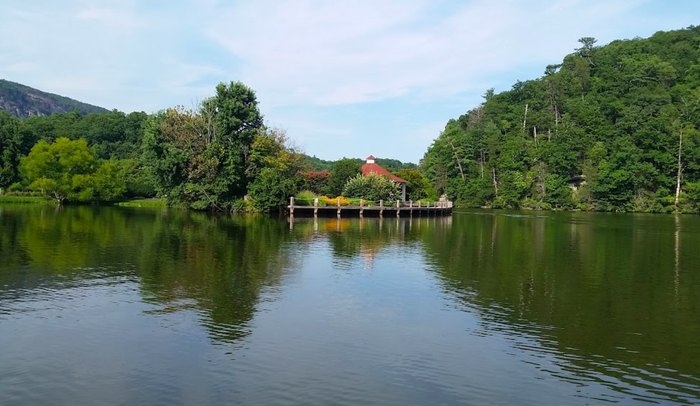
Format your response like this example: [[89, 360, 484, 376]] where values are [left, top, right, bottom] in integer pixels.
[[287, 197, 453, 218]]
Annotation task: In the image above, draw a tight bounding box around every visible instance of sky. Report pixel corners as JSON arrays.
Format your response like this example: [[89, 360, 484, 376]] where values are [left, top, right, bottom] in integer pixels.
[[1, 1, 699, 163]]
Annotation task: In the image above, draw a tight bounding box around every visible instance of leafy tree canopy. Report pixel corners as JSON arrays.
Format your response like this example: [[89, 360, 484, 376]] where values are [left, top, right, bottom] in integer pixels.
[[327, 158, 362, 196], [20, 137, 114, 203]]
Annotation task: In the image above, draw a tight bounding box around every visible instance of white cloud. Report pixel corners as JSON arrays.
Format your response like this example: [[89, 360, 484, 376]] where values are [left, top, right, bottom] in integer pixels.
[[0, 0, 228, 111], [1, 0, 697, 161], [206, 0, 649, 109], [75, 5, 147, 30]]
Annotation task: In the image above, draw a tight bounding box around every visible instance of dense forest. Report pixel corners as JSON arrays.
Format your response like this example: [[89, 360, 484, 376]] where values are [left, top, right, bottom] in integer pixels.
[[0, 81, 426, 211], [422, 26, 700, 213]]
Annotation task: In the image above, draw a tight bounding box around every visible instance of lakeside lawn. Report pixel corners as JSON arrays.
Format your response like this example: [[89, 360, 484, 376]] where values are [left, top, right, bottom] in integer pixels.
[[0, 195, 56, 205], [0, 195, 167, 208], [114, 198, 167, 208]]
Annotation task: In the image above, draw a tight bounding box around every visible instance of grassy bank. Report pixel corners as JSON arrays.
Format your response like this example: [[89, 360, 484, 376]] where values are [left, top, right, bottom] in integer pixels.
[[114, 198, 167, 208], [0, 195, 56, 205]]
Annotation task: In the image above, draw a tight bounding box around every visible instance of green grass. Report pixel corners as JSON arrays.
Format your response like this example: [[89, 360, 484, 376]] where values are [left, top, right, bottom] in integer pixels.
[[0, 195, 55, 205], [114, 198, 167, 208]]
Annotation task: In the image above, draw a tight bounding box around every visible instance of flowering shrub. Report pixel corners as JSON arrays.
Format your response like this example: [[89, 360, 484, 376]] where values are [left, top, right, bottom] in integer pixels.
[[297, 171, 330, 195], [320, 195, 351, 206]]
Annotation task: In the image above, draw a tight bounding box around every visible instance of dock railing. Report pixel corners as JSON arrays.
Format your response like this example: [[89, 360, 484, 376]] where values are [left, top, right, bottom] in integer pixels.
[[288, 196, 453, 217]]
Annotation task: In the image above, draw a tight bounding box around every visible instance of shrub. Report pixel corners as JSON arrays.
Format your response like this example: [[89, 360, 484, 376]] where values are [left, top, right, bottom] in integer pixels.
[[248, 167, 297, 211], [342, 173, 399, 201], [321, 195, 351, 206], [8, 182, 23, 192], [295, 190, 316, 206]]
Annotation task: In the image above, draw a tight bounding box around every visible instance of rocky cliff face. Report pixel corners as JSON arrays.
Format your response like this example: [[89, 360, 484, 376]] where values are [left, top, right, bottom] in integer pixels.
[[0, 79, 108, 117]]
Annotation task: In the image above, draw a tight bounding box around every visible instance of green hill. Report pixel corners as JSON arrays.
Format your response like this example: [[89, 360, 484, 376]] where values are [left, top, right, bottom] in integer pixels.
[[301, 154, 417, 172], [422, 26, 700, 213], [0, 79, 108, 117]]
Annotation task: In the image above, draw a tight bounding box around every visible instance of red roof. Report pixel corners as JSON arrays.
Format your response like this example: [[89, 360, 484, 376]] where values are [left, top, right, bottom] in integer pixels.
[[361, 162, 407, 183], [366, 155, 376, 160]]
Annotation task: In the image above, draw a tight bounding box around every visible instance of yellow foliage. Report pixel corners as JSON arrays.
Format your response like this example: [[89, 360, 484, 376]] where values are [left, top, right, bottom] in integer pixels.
[[320, 195, 351, 206]]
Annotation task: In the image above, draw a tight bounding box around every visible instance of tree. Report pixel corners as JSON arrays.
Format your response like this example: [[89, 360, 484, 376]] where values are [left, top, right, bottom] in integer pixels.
[[327, 159, 361, 196], [248, 167, 297, 211], [0, 111, 21, 188], [247, 128, 304, 211], [297, 171, 330, 195], [20, 137, 97, 203], [576, 37, 598, 66], [142, 82, 264, 211], [394, 168, 436, 200]]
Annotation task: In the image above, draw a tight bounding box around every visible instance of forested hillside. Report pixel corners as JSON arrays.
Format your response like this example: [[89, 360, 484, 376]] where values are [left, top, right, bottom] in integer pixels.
[[0, 79, 108, 117], [422, 26, 700, 212]]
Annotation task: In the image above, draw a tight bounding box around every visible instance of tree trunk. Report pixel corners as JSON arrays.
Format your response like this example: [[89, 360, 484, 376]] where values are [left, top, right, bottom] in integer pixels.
[[479, 151, 485, 179], [533, 126, 538, 146], [52, 191, 64, 205], [448, 141, 465, 181], [675, 128, 683, 207], [522, 104, 528, 135], [492, 167, 498, 197]]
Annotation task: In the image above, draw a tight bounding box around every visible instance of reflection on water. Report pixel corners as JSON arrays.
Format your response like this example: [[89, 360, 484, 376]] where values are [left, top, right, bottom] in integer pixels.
[[0, 206, 297, 344], [1, 206, 699, 404], [423, 210, 700, 403]]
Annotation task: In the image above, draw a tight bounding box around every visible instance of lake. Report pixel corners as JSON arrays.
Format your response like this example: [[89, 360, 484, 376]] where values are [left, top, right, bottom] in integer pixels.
[[1, 205, 699, 405]]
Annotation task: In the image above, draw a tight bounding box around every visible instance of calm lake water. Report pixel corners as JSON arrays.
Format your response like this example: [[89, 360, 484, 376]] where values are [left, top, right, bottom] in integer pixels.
[[1, 205, 699, 405]]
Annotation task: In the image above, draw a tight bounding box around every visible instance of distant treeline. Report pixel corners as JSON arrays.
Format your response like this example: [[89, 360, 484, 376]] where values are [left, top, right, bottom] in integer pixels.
[[0, 82, 423, 210], [422, 26, 700, 213], [302, 154, 417, 172]]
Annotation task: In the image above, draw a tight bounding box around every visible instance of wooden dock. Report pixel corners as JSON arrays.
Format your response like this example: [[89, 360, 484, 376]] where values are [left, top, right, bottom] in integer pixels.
[[287, 197, 453, 218]]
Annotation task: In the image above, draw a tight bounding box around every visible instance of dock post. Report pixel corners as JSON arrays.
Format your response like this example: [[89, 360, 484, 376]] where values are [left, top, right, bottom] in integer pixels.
[[409, 200, 413, 217], [290, 196, 295, 215], [396, 200, 400, 217], [313, 198, 318, 217], [337, 197, 341, 218], [380, 200, 384, 217], [360, 199, 364, 217]]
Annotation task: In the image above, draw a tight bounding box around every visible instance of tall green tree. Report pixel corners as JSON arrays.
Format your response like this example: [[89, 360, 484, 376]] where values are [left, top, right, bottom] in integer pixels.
[[327, 158, 361, 196], [247, 128, 304, 211], [142, 82, 264, 211], [0, 111, 21, 188]]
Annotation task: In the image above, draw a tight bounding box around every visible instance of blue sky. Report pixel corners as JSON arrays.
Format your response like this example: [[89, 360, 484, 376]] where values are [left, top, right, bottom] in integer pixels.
[[1, 1, 699, 163]]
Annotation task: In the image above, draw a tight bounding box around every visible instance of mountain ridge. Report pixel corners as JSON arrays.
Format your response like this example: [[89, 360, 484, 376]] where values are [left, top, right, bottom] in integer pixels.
[[0, 79, 108, 117]]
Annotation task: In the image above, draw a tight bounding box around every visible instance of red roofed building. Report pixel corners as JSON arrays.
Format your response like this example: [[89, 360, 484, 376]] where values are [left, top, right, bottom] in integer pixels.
[[361, 155, 407, 201]]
